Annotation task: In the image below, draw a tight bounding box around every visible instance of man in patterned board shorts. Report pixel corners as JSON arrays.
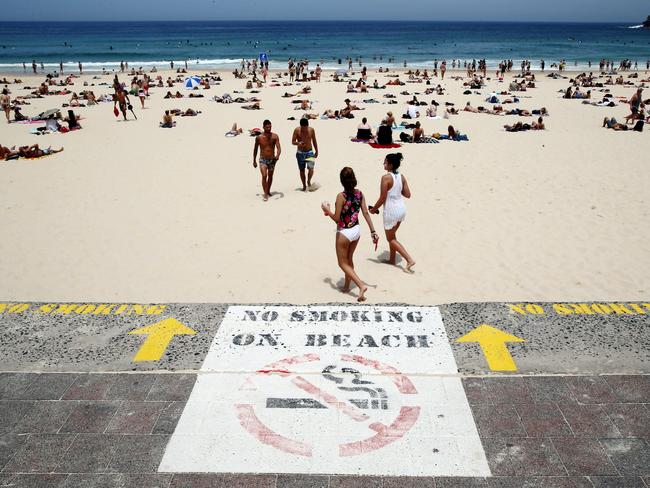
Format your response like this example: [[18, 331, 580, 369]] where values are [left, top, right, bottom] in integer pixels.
[[292, 117, 319, 191], [253, 119, 282, 201]]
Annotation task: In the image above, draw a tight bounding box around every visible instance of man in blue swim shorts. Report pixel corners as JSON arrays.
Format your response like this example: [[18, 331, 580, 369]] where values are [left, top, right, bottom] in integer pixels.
[[292, 117, 319, 191]]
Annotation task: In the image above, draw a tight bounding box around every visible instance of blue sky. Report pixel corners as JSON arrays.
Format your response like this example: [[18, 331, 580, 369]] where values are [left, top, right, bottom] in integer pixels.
[[3, 0, 648, 22]]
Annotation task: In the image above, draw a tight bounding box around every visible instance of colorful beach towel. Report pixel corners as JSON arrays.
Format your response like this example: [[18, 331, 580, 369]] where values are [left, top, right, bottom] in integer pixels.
[[369, 143, 401, 149]]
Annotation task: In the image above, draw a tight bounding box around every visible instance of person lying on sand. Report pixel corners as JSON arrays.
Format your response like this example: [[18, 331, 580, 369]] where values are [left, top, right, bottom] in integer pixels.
[[532, 117, 546, 130], [242, 102, 261, 110], [180, 109, 201, 116], [17, 144, 64, 158], [602, 117, 628, 131], [321, 109, 340, 119], [0, 144, 20, 160], [464, 102, 479, 113], [225, 123, 243, 137]]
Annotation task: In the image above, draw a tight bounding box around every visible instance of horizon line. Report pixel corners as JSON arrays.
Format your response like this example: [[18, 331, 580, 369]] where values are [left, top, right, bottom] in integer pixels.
[[0, 19, 643, 24]]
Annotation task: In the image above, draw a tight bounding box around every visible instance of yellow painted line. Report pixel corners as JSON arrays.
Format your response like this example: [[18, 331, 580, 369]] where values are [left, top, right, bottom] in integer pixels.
[[456, 324, 524, 372], [128, 318, 196, 362]]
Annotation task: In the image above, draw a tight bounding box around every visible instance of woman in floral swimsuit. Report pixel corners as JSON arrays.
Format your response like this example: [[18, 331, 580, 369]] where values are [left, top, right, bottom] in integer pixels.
[[322, 167, 378, 302]]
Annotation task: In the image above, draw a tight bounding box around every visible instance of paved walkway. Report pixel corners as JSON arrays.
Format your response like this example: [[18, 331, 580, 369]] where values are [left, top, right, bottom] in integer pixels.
[[0, 302, 648, 487]]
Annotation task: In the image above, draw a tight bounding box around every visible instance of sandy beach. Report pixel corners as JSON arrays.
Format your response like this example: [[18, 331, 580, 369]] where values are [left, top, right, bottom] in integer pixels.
[[0, 66, 649, 305]]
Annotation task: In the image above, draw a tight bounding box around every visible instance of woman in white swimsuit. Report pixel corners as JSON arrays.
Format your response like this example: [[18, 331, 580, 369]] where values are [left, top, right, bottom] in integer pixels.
[[370, 153, 416, 272], [322, 167, 378, 302]]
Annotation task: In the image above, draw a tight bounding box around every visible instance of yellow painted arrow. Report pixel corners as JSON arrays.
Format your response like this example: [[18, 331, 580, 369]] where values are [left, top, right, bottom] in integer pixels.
[[128, 318, 196, 362], [456, 324, 524, 372]]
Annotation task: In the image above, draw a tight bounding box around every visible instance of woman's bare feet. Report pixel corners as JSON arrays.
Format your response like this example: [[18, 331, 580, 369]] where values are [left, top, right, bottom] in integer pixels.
[[405, 261, 416, 273], [357, 286, 368, 302]]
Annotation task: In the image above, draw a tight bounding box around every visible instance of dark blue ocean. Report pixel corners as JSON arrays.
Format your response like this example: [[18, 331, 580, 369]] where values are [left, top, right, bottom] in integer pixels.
[[0, 21, 648, 72]]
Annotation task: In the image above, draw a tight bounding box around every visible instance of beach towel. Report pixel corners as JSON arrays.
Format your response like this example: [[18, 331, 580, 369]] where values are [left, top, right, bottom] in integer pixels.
[[12, 120, 43, 125], [369, 143, 401, 149]]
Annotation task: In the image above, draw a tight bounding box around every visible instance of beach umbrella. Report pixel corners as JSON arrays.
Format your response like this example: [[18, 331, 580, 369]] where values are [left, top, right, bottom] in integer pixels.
[[184, 76, 201, 89]]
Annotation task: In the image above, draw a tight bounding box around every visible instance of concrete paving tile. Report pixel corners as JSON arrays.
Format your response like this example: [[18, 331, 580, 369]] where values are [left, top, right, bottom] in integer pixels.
[[383, 477, 436, 488], [600, 438, 650, 476], [566, 377, 619, 404], [106, 435, 169, 473], [330, 476, 383, 488], [2, 434, 76, 473], [435, 477, 489, 487], [462, 377, 492, 405], [483, 378, 533, 404], [216, 474, 276, 488], [63, 473, 172, 488], [13, 401, 76, 434], [0, 401, 33, 432], [0, 433, 29, 471], [62, 374, 119, 401], [151, 401, 184, 434], [5, 473, 69, 487], [603, 376, 650, 403], [168, 474, 226, 488], [276, 474, 329, 488], [146, 374, 196, 401], [118, 474, 174, 488], [105, 375, 156, 401], [0, 374, 35, 400], [482, 438, 566, 476], [602, 404, 650, 438], [487, 477, 592, 487], [525, 377, 578, 404], [59, 401, 120, 433], [515, 404, 573, 437], [56, 434, 122, 473], [552, 437, 618, 476], [589, 476, 646, 488], [471, 404, 526, 437], [0, 474, 14, 486], [105, 401, 166, 435], [14, 374, 77, 400], [559, 404, 620, 437]]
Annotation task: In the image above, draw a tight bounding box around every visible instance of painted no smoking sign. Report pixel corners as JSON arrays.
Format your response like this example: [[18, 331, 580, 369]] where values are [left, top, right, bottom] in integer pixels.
[[159, 306, 490, 476]]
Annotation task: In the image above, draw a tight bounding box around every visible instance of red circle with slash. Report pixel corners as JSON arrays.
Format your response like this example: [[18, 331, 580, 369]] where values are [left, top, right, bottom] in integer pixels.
[[235, 353, 420, 457]]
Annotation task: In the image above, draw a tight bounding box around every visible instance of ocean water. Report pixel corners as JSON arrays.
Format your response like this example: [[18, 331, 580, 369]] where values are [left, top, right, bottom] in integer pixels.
[[0, 21, 648, 72]]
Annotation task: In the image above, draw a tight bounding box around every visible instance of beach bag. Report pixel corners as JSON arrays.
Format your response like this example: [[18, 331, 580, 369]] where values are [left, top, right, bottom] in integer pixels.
[[113, 106, 119, 117], [399, 132, 412, 143], [633, 120, 644, 132]]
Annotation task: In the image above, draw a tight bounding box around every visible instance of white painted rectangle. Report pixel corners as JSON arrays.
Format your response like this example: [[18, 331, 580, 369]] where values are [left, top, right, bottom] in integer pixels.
[[159, 306, 490, 476]]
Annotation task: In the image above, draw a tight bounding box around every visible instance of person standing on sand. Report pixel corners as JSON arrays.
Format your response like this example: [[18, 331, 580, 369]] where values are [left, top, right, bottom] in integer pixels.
[[253, 120, 281, 201], [369, 153, 415, 273], [115, 89, 131, 121], [1, 89, 11, 124], [292, 118, 319, 191], [321, 167, 378, 302], [78, 62, 83, 74]]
